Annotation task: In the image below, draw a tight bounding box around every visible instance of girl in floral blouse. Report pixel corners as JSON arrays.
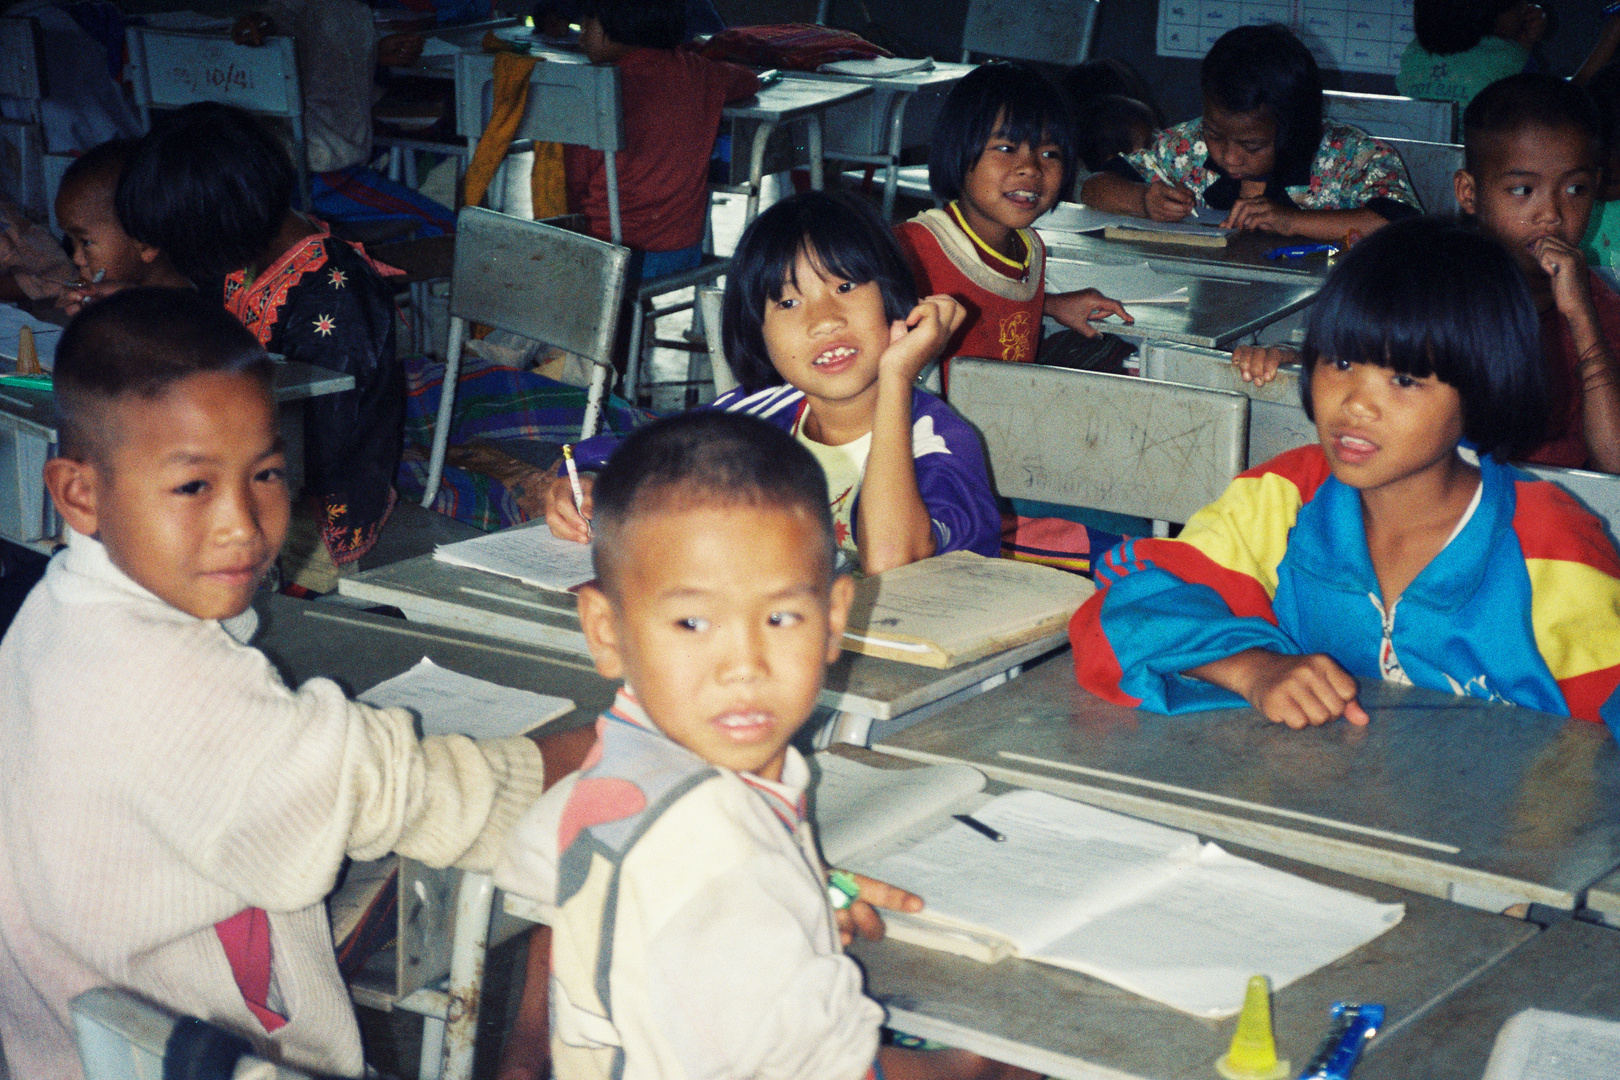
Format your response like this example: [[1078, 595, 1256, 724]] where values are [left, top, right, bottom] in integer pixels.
[[1081, 24, 1420, 243]]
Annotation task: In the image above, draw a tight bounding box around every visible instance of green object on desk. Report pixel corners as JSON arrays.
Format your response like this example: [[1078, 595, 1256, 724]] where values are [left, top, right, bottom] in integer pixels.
[[0, 374, 52, 392]]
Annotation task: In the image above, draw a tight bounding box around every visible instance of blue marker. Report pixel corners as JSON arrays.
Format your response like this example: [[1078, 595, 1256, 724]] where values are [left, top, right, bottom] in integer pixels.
[[1266, 243, 1338, 259]]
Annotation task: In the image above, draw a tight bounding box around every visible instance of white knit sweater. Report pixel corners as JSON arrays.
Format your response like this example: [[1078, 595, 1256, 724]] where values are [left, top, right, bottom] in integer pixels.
[[0, 531, 546, 1079]]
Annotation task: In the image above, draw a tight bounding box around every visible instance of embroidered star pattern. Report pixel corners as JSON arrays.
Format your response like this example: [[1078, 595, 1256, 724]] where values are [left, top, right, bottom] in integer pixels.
[[313, 314, 336, 336], [328, 268, 348, 289]]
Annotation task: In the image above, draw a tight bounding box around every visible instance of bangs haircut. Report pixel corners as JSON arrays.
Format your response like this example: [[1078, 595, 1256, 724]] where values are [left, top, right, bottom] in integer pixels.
[[721, 190, 917, 393], [590, 411, 838, 592], [116, 102, 296, 293], [581, 0, 683, 49], [53, 287, 273, 465], [1201, 24, 1323, 180], [1299, 216, 1546, 460], [928, 60, 1078, 202], [1463, 73, 1601, 174]]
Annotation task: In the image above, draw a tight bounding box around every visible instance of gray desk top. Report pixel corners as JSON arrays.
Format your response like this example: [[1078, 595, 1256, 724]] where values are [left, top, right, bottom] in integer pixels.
[[797, 61, 977, 91], [852, 845, 1535, 1080], [338, 553, 1063, 726], [1044, 257, 1318, 350], [1586, 867, 1620, 922], [1042, 230, 1333, 285], [723, 76, 872, 122], [252, 591, 613, 732], [876, 657, 1620, 910], [1360, 919, 1620, 1080]]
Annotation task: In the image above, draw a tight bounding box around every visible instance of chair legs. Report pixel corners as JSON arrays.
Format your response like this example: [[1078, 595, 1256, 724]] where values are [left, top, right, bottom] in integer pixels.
[[421, 315, 466, 508], [583, 361, 611, 439]]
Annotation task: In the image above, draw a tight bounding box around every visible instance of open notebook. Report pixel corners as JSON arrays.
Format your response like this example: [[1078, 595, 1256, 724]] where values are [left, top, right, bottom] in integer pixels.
[[833, 786, 1404, 1018], [360, 656, 574, 739], [432, 519, 596, 593]]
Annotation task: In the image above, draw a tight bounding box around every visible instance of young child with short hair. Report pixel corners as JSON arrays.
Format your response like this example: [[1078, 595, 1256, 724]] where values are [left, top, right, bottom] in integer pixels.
[[1082, 24, 1418, 240], [895, 60, 1129, 371], [52, 138, 187, 314], [1072, 218, 1620, 734], [547, 190, 1001, 575], [498, 409, 1031, 1080], [1456, 72, 1620, 473], [0, 288, 547, 1080]]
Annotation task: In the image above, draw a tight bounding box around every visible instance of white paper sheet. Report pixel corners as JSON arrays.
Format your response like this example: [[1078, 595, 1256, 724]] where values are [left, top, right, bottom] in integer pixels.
[[812, 754, 986, 865], [1044, 261, 1197, 304], [0, 305, 62, 372], [1483, 1009, 1620, 1080], [818, 57, 935, 77], [360, 657, 573, 738], [1035, 201, 1231, 238], [433, 520, 597, 592]]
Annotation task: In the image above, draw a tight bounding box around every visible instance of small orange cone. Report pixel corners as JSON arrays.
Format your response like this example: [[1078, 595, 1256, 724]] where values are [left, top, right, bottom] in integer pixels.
[[1216, 975, 1290, 1080]]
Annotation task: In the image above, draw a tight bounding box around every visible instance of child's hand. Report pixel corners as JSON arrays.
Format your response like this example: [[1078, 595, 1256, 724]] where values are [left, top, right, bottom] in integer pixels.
[[880, 294, 966, 385], [543, 469, 594, 543], [54, 279, 128, 318], [1534, 234, 1596, 321], [1238, 651, 1370, 729], [1046, 289, 1132, 338], [1144, 180, 1194, 222], [834, 871, 923, 946], [1231, 344, 1296, 386], [1221, 196, 1297, 234]]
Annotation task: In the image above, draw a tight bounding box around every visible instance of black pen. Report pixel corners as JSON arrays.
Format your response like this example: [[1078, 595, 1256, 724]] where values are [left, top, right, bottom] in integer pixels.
[[953, 813, 1006, 842]]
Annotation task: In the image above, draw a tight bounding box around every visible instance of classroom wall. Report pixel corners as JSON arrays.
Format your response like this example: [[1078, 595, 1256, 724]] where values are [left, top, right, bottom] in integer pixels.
[[718, 0, 1607, 127]]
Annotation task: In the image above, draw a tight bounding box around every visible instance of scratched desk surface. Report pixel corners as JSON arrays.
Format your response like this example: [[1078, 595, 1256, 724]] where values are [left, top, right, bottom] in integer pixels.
[[876, 657, 1620, 910], [852, 841, 1533, 1080], [1041, 229, 1334, 285], [1359, 919, 1620, 1080], [338, 553, 1058, 730]]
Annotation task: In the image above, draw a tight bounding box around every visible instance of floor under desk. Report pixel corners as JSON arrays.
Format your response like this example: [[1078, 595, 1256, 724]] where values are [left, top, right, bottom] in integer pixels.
[[875, 655, 1620, 912]]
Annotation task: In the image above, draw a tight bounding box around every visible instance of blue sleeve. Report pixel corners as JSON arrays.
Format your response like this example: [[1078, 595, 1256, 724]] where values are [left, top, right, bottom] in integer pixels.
[[909, 390, 1002, 557]]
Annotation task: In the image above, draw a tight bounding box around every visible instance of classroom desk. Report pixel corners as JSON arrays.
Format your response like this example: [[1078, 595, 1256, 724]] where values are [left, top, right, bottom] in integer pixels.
[[1359, 919, 1620, 1079], [849, 848, 1534, 1080], [874, 656, 1620, 912], [337, 551, 1065, 744], [1044, 255, 1319, 350], [800, 62, 976, 220], [0, 360, 353, 549], [1584, 867, 1620, 926], [1041, 228, 1333, 285], [715, 77, 873, 222]]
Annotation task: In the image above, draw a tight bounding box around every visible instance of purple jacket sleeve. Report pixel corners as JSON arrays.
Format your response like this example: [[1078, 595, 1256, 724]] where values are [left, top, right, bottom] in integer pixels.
[[895, 389, 1002, 557]]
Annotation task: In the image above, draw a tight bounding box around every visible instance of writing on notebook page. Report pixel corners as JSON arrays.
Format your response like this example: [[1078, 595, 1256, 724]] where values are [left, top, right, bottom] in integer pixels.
[[433, 520, 597, 592], [360, 657, 574, 739]]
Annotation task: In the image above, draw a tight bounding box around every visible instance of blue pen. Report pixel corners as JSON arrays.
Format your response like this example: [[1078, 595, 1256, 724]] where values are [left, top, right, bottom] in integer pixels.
[[1266, 243, 1338, 259]]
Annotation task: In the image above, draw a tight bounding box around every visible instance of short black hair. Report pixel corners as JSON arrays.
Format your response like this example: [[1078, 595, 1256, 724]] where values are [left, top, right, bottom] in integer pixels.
[[1413, 0, 1520, 56], [1201, 24, 1323, 181], [590, 411, 837, 591], [1299, 216, 1546, 460], [116, 102, 297, 292], [58, 138, 138, 200], [928, 60, 1078, 202], [721, 190, 916, 393], [53, 287, 273, 465], [1463, 73, 1602, 175], [581, 0, 683, 49], [1076, 95, 1158, 172], [1060, 58, 1164, 128]]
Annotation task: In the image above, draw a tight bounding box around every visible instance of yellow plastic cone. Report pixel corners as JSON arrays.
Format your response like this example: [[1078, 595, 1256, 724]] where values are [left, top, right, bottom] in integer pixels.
[[1215, 975, 1291, 1080]]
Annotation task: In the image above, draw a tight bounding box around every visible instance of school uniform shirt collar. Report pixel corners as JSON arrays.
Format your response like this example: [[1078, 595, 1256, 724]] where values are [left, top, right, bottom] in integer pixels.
[[51, 528, 260, 642], [610, 686, 811, 821], [1197, 117, 1313, 210], [1286, 451, 1515, 614]]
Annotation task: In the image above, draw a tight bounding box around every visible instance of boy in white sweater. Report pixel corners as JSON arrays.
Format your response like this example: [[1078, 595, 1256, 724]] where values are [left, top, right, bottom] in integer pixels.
[[0, 288, 548, 1080], [495, 411, 1032, 1080]]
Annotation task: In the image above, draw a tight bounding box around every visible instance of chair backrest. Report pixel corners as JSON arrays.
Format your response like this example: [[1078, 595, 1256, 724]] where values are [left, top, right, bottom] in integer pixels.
[[0, 16, 43, 103], [1140, 341, 1314, 467], [961, 0, 1099, 64], [1323, 89, 1456, 143], [124, 27, 303, 123], [72, 987, 312, 1080], [0, 16, 45, 217], [449, 206, 631, 366], [697, 285, 739, 396], [950, 358, 1248, 523], [453, 52, 623, 153], [1383, 137, 1463, 216]]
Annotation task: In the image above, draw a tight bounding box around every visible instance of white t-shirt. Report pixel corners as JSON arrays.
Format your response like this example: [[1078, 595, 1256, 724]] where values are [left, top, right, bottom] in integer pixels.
[[792, 411, 871, 558]]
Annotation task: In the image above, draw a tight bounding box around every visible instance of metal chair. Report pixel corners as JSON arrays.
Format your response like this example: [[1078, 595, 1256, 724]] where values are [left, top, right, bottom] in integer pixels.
[[71, 987, 316, 1080], [1381, 137, 1464, 216], [0, 16, 46, 219], [453, 51, 729, 406], [420, 206, 630, 507], [123, 26, 310, 209], [949, 357, 1248, 533], [1323, 89, 1456, 143]]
